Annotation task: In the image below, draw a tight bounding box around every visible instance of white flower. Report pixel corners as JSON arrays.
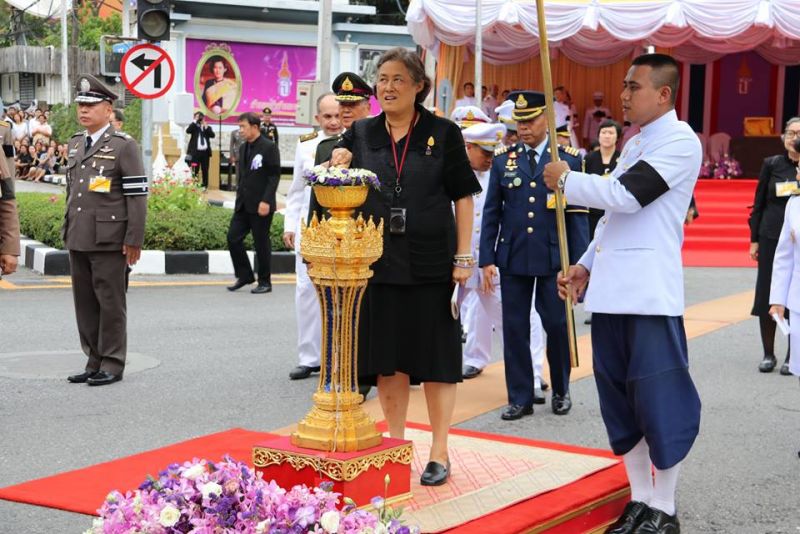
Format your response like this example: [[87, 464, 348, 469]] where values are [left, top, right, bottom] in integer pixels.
[[374, 523, 389, 534], [133, 494, 143, 514], [183, 463, 206, 480], [256, 519, 272, 533], [200, 481, 223, 499], [320, 510, 341, 533], [318, 175, 326, 184], [159, 505, 181, 527]]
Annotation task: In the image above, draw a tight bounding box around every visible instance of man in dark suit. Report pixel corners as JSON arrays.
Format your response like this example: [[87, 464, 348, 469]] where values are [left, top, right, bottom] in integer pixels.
[[227, 112, 281, 294], [185, 112, 215, 188], [480, 91, 589, 419]]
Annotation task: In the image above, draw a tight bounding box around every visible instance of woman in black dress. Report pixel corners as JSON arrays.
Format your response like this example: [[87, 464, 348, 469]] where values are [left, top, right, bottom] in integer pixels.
[[583, 119, 621, 239], [330, 48, 480, 486], [749, 117, 800, 375]]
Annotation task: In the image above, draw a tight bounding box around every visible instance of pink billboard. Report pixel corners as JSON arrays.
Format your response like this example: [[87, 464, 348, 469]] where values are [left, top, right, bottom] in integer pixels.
[[186, 39, 317, 125]]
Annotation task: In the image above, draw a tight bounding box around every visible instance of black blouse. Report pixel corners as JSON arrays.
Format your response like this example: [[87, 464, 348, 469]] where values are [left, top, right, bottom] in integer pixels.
[[750, 154, 800, 242], [331, 105, 480, 285], [584, 149, 620, 177]]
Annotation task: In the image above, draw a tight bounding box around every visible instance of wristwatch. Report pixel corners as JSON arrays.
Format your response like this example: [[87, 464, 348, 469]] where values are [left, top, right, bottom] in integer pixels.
[[557, 170, 570, 191]]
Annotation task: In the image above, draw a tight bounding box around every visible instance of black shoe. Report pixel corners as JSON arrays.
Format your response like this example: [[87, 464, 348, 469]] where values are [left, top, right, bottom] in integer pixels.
[[605, 501, 650, 534], [251, 283, 272, 294], [289, 365, 321, 380], [552, 392, 572, 415], [67, 371, 99, 383], [632, 507, 680, 533], [227, 278, 254, 291], [780, 355, 792, 375], [501, 404, 533, 420], [758, 354, 777, 372], [87, 371, 123, 386], [462, 365, 483, 379], [460, 326, 467, 343], [540, 378, 549, 391], [533, 386, 546, 404], [420, 460, 450, 486]]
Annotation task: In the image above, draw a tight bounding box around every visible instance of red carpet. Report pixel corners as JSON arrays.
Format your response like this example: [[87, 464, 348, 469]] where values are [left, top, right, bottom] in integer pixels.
[[0, 425, 628, 533], [682, 179, 758, 268], [0, 428, 276, 516]]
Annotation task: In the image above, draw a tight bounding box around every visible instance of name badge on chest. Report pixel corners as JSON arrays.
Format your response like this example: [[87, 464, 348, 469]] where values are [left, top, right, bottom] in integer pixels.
[[89, 166, 111, 193], [546, 192, 567, 210], [775, 181, 799, 198]]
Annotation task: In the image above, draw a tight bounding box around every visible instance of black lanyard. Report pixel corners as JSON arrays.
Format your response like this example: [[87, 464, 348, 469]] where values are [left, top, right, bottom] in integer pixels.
[[388, 110, 417, 196]]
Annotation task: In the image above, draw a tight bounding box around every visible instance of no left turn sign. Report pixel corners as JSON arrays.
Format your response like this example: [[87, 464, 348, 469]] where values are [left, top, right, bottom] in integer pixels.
[[121, 43, 175, 99]]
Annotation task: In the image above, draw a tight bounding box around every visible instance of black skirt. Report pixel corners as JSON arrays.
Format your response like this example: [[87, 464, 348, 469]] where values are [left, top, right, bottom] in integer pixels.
[[752, 236, 779, 316], [358, 282, 462, 386]]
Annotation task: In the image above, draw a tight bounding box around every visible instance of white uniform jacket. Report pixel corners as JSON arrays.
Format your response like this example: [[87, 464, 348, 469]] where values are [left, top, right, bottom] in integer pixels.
[[770, 196, 800, 311], [564, 110, 701, 316], [465, 170, 491, 290], [284, 132, 331, 244]]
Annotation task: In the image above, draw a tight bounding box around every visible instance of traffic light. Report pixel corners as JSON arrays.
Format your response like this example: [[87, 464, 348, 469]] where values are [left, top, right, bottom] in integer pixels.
[[137, 0, 170, 42]]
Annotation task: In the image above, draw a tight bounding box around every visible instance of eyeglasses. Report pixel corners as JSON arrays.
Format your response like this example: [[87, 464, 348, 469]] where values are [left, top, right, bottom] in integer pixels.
[[786, 131, 800, 139]]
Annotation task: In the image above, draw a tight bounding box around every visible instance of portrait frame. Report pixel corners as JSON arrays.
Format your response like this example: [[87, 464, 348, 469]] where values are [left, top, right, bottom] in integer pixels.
[[194, 46, 242, 121], [357, 46, 393, 89]]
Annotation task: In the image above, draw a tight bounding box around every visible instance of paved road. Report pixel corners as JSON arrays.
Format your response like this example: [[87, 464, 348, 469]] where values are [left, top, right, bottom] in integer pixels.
[[0, 266, 798, 533]]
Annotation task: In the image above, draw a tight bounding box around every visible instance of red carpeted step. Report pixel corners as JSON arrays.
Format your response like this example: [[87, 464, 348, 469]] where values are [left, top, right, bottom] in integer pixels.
[[682, 179, 757, 268]]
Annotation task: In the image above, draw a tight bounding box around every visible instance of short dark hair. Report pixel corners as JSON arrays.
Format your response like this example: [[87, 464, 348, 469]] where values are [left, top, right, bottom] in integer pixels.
[[598, 119, 621, 139], [632, 53, 680, 105], [463, 82, 474, 89], [376, 48, 432, 104], [210, 56, 226, 69], [554, 86, 565, 92], [262, 107, 272, 114], [238, 112, 261, 126], [112, 109, 124, 123]]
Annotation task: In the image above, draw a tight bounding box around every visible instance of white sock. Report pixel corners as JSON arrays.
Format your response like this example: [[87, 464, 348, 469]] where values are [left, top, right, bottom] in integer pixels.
[[622, 438, 653, 505], [650, 462, 681, 516]]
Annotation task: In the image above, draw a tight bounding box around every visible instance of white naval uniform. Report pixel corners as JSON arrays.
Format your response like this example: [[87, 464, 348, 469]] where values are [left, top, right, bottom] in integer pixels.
[[582, 105, 612, 143], [769, 196, 800, 376], [566, 110, 701, 316], [461, 170, 546, 385], [284, 131, 333, 367]]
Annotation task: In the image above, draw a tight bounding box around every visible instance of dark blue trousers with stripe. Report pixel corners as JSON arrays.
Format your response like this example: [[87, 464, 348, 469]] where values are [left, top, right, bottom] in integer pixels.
[[591, 313, 701, 469]]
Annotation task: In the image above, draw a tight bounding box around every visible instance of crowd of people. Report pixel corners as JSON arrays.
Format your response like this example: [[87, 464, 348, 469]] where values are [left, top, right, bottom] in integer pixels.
[[2, 104, 71, 182]]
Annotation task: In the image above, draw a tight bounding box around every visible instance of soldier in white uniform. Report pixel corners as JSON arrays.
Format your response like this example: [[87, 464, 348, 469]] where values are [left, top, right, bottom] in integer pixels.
[[583, 91, 612, 146], [544, 54, 701, 534], [450, 105, 491, 129], [769, 190, 800, 377], [284, 93, 342, 379], [495, 100, 519, 148], [459, 122, 549, 400]]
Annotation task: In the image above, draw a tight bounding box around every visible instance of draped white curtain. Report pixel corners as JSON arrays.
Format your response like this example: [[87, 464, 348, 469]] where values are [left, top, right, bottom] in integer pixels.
[[407, 0, 800, 66]]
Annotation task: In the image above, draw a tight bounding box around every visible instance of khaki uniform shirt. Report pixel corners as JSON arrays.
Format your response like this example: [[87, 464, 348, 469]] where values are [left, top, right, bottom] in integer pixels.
[[61, 125, 148, 251]]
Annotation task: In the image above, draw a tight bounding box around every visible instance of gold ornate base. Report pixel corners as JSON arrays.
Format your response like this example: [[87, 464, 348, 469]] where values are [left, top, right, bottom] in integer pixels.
[[291, 392, 382, 452]]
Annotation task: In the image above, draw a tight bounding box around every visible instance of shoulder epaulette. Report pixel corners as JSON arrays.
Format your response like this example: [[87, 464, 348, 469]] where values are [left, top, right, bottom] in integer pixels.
[[113, 131, 130, 139], [71, 131, 84, 139], [559, 145, 580, 157], [299, 130, 318, 143], [0, 120, 9, 128], [494, 144, 509, 156]]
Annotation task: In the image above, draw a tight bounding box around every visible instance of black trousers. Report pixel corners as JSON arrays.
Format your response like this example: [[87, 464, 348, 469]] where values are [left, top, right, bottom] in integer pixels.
[[192, 153, 210, 188], [227, 209, 273, 284]]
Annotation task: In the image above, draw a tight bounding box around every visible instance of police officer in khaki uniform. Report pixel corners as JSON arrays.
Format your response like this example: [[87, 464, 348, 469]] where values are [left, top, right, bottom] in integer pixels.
[[0, 154, 19, 276], [1, 99, 15, 194], [63, 75, 148, 387]]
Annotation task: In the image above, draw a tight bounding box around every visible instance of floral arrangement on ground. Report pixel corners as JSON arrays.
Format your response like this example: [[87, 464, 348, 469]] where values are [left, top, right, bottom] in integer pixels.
[[700, 154, 742, 179], [304, 165, 381, 189], [85, 456, 416, 534]]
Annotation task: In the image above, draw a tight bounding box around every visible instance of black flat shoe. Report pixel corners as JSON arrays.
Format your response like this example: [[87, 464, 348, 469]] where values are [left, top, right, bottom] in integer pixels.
[[289, 365, 321, 380], [632, 507, 680, 533], [67, 371, 99, 383], [420, 460, 450, 486], [552, 392, 572, 415], [251, 283, 272, 294], [501, 404, 533, 420], [533, 386, 546, 404], [780, 355, 792, 375], [462, 365, 483, 379], [87, 371, 123, 386], [758, 354, 777, 373], [605, 501, 650, 534], [227, 278, 255, 291], [540, 378, 549, 391]]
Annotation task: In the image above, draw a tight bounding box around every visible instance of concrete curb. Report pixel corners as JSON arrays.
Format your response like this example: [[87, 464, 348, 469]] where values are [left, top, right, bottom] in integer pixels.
[[20, 236, 296, 276]]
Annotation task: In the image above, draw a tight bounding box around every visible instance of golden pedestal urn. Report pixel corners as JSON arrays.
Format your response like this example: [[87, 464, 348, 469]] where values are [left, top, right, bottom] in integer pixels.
[[291, 184, 384, 452]]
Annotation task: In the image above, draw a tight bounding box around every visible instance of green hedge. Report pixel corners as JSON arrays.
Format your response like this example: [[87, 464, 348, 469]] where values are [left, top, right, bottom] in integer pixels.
[[16, 192, 288, 252]]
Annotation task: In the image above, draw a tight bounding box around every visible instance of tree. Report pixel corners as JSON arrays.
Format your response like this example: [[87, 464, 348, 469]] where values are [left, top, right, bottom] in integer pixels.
[[0, 1, 120, 50]]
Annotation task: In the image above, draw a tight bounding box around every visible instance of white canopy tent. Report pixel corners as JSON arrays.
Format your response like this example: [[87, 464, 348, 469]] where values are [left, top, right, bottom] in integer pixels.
[[407, 0, 800, 66]]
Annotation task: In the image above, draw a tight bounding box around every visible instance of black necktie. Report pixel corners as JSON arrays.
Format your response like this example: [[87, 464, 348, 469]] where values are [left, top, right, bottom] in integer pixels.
[[85, 136, 93, 151], [527, 148, 537, 175]]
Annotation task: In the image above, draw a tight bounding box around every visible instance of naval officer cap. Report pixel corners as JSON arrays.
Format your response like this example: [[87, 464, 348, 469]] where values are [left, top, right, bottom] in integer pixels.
[[75, 74, 118, 105], [332, 72, 373, 102], [450, 105, 490, 129], [556, 124, 571, 139], [508, 90, 546, 122], [462, 122, 507, 152], [495, 99, 517, 131]]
